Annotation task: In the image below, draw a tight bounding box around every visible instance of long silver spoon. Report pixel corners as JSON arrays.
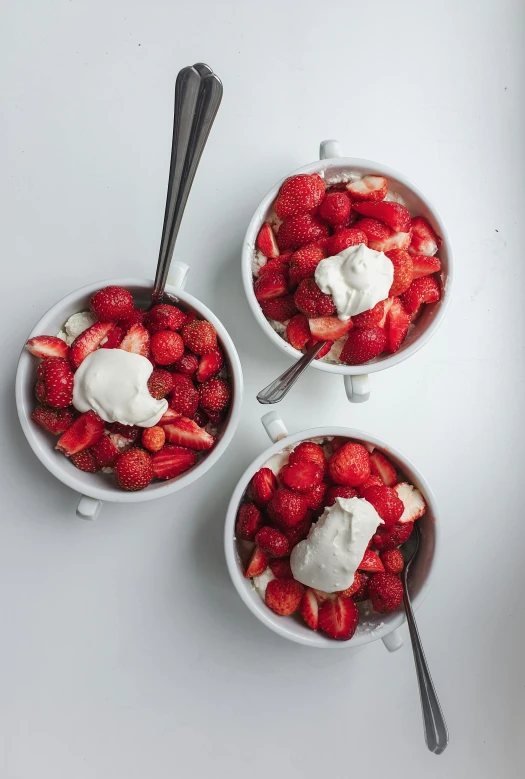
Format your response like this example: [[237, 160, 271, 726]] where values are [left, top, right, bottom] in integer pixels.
[[152, 63, 223, 304], [257, 340, 327, 404], [401, 523, 449, 754]]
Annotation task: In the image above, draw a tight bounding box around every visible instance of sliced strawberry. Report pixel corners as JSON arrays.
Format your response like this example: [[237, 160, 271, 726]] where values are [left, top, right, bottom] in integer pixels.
[[279, 460, 323, 493], [369, 229, 412, 252], [318, 596, 359, 640], [339, 326, 387, 365], [118, 323, 150, 357], [25, 335, 70, 360], [300, 589, 319, 629], [196, 350, 223, 382], [385, 297, 411, 353], [69, 321, 116, 369], [158, 407, 181, 425], [56, 410, 104, 455], [346, 175, 388, 202], [358, 549, 385, 573], [91, 434, 120, 467], [260, 295, 298, 322], [395, 482, 426, 523], [255, 526, 290, 558], [408, 216, 442, 256], [269, 557, 293, 579], [258, 258, 290, 277], [351, 570, 371, 601], [385, 249, 413, 297], [369, 451, 397, 487], [100, 325, 124, 349], [254, 271, 288, 301], [318, 191, 352, 225], [151, 444, 197, 479], [308, 316, 352, 342], [352, 201, 411, 233], [355, 217, 391, 243], [309, 339, 332, 359], [411, 254, 442, 279], [326, 228, 368, 256], [30, 405, 76, 435], [256, 222, 279, 258], [250, 467, 278, 505], [352, 301, 384, 329], [400, 276, 441, 316], [287, 314, 311, 350], [274, 173, 325, 219], [378, 297, 394, 327], [265, 578, 304, 615], [276, 213, 329, 251], [163, 416, 215, 450], [244, 547, 269, 578], [236, 502, 264, 541]]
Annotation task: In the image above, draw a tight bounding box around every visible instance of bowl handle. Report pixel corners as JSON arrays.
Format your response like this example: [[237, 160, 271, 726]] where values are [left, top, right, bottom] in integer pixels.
[[344, 374, 370, 403], [76, 495, 102, 521], [261, 411, 289, 443], [319, 139, 341, 160], [382, 629, 403, 653], [167, 261, 189, 291]]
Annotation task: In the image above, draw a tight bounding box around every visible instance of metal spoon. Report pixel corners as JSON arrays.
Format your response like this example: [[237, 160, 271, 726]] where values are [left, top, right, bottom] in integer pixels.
[[401, 522, 449, 754], [152, 64, 223, 304], [256, 340, 327, 404]]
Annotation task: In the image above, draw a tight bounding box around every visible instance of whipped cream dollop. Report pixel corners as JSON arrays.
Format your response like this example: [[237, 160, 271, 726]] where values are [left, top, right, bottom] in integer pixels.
[[314, 244, 394, 320], [73, 349, 168, 427], [290, 497, 383, 592]]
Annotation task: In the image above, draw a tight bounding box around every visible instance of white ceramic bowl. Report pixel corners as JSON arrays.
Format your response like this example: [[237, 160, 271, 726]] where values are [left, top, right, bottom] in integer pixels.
[[241, 139, 454, 402], [16, 265, 243, 520], [224, 411, 438, 651]]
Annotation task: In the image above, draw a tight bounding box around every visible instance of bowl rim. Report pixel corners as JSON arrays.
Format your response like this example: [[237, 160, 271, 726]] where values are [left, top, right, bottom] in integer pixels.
[[241, 155, 454, 375], [15, 276, 244, 503], [224, 425, 439, 649]]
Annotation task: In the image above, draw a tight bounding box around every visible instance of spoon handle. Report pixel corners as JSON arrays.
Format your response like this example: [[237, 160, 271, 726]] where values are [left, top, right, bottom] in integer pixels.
[[152, 65, 223, 303], [256, 341, 326, 404], [402, 585, 449, 754]]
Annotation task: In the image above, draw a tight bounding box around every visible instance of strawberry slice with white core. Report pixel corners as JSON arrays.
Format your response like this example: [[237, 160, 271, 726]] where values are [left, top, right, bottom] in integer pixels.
[[25, 335, 70, 359], [163, 416, 215, 450], [352, 201, 412, 233], [69, 321, 116, 370], [256, 222, 279, 259], [385, 297, 411, 353], [318, 596, 359, 640], [158, 407, 181, 425], [300, 589, 319, 630], [308, 316, 353, 342], [119, 323, 150, 357], [378, 297, 394, 328], [369, 451, 397, 487], [369, 230, 412, 252], [411, 254, 442, 279], [394, 482, 426, 523], [244, 547, 269, 578], [358, 549, 385, 573], [254, 271, 288, 301], [151, 444, 197, 479], [56, 410, 105, 455], [408, 216, 442, 256], [346, 175, 388, 202]]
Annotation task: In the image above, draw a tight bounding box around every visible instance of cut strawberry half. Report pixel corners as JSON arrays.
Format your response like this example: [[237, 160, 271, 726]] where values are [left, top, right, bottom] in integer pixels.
[[250, 467, 278, 505], [300, 589, 319, 629], [256, 222, 279, 258], [408, 216, 442, 256], [244, 547, 269, 578], [69, 321, 116, 369], [258, 258, 290, 277], [56, 410, 105, 455], [369, 229, 412, 253], [308, 316, 353, 342], [158, 407, 181, 425], [119, 323, 151, 357], [346, 175, 388, 202], [286, 314, 311, 350], [91, 434, 120, 467], [355, 217, 391, 243], [30, 405, 76, 435], [196, 350, 223, 382], [318, 596, 359, 640], [265, 578, 304, 615], [385, 297, 411, 353], [236, 502, 264, 541], [151, 444, 197, 479], [352, 201, 412, 233], [100, 325, 125, 349], [369, 450, 397, 487], [358, 549, 385, 573], [163, 416, 215, 451], [400, 277, 441, 316], [394, 482, 426, 522], [254, 271, 288, 301], [279, 460, 323, 494], [25, 335, 70, 360], [411, 254, 442, 279]]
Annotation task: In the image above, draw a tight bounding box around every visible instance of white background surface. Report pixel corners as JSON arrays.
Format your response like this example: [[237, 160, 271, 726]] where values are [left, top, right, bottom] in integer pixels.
[[1, 1, 524, 776]]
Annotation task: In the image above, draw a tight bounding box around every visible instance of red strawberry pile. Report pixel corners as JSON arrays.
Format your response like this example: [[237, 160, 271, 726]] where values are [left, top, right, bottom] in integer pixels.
[[26, 285, 232, 491], [254, 172, 443, 364], [235, 438, 426, 641]]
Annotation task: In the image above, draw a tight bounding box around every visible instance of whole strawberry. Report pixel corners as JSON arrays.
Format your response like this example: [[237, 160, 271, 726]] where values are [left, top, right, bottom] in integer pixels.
[[147, 368, 174, 399], [362, 484, 404, 527], [268, 488, 308, 528], [339, 326, 387, 365], [274, 174, 325, 219], [114, 448, 154, 491], [265, 579, 304, 616], [35, 358, 74, 408], [146, 304, 186, 333], [276, 214, 329, 251], [169, 373, 199, 417], [181, 319, 217, 355], [328, 442, 371, 487], [90, 286, 134, 321], [255, 526, 290, 558], [151, 330, 184, 365], [142, 426, 166, 452], [198, 377, 231, 412], [294, 278, 336, 317], [369, 572, 404, 613], [31, 405, 76, 435], [318, 191, 351, 225], [71, 449, 100, 473]]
